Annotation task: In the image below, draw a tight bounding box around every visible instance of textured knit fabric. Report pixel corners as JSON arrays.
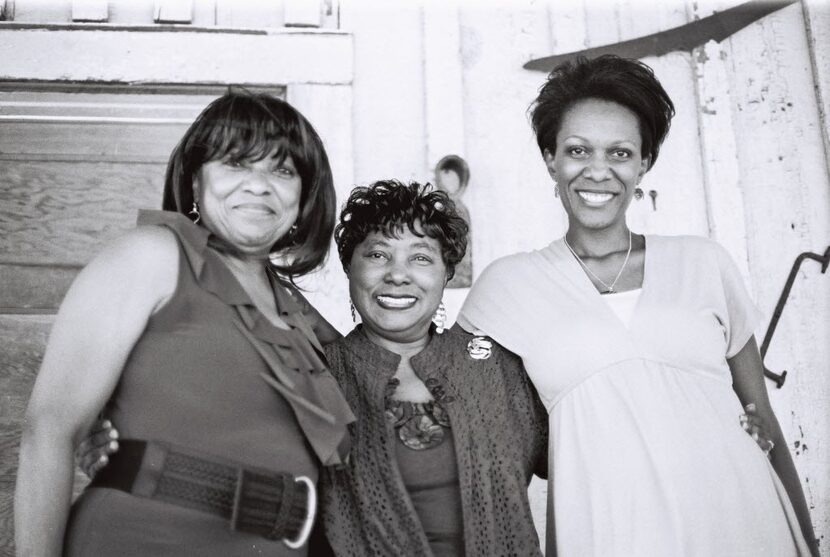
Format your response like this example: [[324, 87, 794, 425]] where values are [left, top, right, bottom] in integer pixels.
[[64, 210, 354, 557], [321, 324, 547, 557], [458, 235, 812, 557]]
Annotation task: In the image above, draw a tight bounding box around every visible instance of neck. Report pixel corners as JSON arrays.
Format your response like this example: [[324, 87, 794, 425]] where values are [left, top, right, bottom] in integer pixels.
[[565, 223, 631, 257], [215, 250, 270, 278], [361, 326, 431, 360]]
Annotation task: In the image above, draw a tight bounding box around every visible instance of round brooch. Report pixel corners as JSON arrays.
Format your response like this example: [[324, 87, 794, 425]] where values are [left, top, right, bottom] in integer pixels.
[[466, 336, 492, 360]]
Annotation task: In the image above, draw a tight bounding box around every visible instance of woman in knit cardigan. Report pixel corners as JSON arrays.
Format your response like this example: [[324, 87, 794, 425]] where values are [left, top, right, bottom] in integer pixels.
[[319, 180, 547, 556]]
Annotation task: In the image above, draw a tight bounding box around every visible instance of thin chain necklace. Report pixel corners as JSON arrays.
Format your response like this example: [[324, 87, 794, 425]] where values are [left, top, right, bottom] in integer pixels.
[[564, 229, 632, 294]]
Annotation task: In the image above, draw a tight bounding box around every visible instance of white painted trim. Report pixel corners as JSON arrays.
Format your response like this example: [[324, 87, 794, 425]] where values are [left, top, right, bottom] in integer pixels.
[[423, 2, 465, 169], [0, 27, 353, 84]]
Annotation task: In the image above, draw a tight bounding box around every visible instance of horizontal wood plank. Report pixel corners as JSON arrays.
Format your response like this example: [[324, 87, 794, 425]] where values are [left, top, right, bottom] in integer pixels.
[[0, 160, 165, 265], [0, 264, 78, 311]]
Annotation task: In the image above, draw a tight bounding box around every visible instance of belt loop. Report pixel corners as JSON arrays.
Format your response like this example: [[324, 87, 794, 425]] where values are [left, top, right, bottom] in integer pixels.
[[230, 468, 245, 531], [270, 474, 295, 540], [132, 441, 167, 497]]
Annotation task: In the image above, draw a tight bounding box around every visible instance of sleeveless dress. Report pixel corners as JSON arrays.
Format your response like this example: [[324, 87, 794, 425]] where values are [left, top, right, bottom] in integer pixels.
[[63, 210, 354, 556], [458, 235, 811, 557]]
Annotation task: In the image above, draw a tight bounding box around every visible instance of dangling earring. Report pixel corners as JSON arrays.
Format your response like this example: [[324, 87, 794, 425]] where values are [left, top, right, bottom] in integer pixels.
[[554, 185, 560, 198], [634, 187, 644, 201], [189, 201, 201, 224], [287, 224, 298, 244], [432, 301, 447, 334], [350, 300, 357, 323]]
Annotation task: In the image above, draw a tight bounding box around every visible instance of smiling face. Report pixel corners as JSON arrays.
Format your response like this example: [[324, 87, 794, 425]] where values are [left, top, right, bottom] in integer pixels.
[[348, 226, 447, 346], [544, 98, 648, 233], [195, 152, 302, 257]]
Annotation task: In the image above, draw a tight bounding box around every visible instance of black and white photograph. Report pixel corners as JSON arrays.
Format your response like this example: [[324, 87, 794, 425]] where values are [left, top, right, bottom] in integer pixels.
[[1, 0, 828, 555]]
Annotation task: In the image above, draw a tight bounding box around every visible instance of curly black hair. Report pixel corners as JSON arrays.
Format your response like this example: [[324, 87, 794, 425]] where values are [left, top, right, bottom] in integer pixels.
[[531, 54, 675, 170], [335, 180, 469, 280]]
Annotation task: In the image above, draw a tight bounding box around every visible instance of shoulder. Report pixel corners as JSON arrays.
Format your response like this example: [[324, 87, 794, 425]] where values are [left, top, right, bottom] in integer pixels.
[[77, 226, 179, 300], [478, 250, 536, 277], [649, 234, 728, 267], [468, 250, 539, 299], [651, 234, 719, 253]]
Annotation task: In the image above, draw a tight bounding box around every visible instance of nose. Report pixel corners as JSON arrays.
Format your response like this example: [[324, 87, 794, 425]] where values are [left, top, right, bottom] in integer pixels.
[[582, 154, 611, 181], [241, 167, 272, 194], [384, 259, 411, 285]]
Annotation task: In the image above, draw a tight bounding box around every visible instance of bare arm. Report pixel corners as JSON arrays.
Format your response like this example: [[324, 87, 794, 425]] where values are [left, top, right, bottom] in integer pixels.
[[14, 228, 177, 557], [728, 336, 819, 556]]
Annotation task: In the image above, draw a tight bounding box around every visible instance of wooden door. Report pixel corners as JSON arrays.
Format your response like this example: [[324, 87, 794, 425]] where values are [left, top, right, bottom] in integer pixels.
[[0, 82, 283, 552]]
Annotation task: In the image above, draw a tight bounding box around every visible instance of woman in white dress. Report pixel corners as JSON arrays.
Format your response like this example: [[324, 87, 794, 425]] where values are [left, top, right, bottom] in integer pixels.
[[458, 55, 818, 557]]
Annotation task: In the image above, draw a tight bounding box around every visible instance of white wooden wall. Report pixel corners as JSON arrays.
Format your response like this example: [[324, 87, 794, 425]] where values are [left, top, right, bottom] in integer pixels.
[[329, 0, 830, 549]]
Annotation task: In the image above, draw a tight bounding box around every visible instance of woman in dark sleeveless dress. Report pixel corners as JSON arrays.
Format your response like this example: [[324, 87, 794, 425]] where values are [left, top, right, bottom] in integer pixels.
[[15, 90, 353, 556]]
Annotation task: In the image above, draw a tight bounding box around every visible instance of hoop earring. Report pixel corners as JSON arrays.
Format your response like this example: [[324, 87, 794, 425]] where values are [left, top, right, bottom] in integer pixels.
[[432, 301, 447, 334], [634, 187, 644, 201], [189, 201, 201, 224], [350, 300, 357, 323]]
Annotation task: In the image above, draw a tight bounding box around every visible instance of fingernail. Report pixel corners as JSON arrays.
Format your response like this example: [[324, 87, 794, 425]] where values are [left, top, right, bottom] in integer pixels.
[[108, 429, 119, 439], [744, 403, 756, 412], [742, 423, 750, 431], [102, 420, 111, 428], [99, 455, 108, 464], [752, 432, 759, 441], [109, 440, 119, 451]]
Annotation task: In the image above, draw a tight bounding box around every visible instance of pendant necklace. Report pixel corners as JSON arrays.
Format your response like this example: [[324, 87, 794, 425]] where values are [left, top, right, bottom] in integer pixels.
[[564, 229, 632, 294]]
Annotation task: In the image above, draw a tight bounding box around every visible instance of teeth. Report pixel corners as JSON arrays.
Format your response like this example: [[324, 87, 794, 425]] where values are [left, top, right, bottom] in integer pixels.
[[377, 296, 416, 308], [577, 191, 614, 203]]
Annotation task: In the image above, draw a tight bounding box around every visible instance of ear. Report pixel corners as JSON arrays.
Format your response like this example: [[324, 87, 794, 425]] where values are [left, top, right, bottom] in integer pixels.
[[543, 149, 557, 179], [638, 157, 650, 181], [191, 175, 201, 201]]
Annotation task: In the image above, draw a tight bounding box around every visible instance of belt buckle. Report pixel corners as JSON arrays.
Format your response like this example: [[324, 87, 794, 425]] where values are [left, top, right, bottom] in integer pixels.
[[283, 475, 316, 549]]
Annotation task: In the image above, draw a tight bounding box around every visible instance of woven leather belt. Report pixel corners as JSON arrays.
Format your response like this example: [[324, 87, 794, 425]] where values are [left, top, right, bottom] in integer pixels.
[[90, 439, 316, 548]]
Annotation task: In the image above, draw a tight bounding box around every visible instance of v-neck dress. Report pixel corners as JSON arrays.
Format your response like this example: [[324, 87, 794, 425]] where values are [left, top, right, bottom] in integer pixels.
[[458, 235, 810, 557]]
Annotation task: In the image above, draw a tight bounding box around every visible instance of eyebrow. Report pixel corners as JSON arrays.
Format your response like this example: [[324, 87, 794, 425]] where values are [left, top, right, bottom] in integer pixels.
[[562, 135, 637, 146], [364, 239, 440, 252]]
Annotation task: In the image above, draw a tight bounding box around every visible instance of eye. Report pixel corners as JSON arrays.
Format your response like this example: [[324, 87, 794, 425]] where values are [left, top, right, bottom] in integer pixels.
[[223, 158, 244, 169], [412, 254, 434, 264], [365, 251, 389, 261], [270, 163, 297, 177], [610, 149, 632, 160], [566, 145, 588, 158]]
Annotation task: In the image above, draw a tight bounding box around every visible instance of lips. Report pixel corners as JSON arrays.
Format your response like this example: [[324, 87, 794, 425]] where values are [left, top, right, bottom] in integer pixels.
[[376, 295, 417, 309], [233, 203, 275, 216], [576, 190, 615, 204]]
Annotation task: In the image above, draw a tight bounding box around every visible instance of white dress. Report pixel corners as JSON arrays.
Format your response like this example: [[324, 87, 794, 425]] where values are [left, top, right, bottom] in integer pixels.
[[458, 235, 810, 557]]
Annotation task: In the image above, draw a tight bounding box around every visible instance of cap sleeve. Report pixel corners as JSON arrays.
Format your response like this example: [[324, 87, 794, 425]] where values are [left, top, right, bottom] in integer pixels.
[[457, 255, 530, 355], [712, 242, 764, 358]]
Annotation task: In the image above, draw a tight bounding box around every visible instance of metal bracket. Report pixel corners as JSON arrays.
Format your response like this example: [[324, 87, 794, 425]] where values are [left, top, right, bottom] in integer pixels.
[[760, 246, 830, 388]]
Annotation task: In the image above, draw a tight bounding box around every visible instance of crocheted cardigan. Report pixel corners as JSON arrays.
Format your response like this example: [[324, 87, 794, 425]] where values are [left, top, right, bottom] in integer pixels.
[[321, 324, 547, 556]]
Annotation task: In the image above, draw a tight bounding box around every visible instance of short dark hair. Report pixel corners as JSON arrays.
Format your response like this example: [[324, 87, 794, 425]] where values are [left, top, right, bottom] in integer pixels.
[[530, 55, 675, 169], [163, 89, 336, 279], [334, 180, 469, 280], [435, 154, 470, 195]]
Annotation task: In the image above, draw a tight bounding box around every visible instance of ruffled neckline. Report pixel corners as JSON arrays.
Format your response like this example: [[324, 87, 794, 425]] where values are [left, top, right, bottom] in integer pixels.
[[137, 210, 354, 466]]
